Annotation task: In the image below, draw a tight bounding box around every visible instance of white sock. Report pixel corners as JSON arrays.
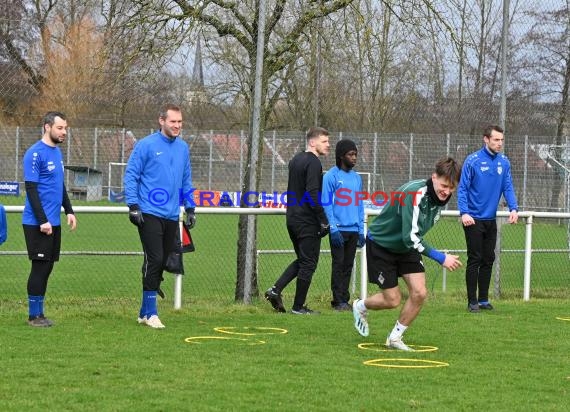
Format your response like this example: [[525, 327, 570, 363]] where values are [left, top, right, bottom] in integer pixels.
[[356, 299, 367, 312], [389, 320, 408, 341]]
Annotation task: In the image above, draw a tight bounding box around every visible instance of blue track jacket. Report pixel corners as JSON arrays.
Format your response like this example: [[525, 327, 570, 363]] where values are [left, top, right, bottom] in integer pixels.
[[124, 131, 193, 221], [321, 166, 364, 234], [457, 147, 518, 220], [0, 203, 6, 245]]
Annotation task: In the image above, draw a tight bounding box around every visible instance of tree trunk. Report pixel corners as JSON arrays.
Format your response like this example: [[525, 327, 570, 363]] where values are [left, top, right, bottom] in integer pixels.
[[234, 47, 269, 302]]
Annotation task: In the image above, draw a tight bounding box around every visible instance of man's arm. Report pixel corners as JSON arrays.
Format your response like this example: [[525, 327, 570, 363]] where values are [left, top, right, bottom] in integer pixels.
[[182, 144, 194, 210], [25, 181, 48, 225], [457, 158, 473, 216], [0, 204, 7, 245], [306, 158, 329, 236], [400, 188, 445, 264], [62, 184, 74, 216], [502, 162, 518, 212], [321, 169, 337, 231], [357, 174, 365, 234], [123, 142, 143, 207]]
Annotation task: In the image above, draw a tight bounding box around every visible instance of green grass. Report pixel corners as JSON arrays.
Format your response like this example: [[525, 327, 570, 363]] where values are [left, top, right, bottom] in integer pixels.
[[1, 300, 568, 411], [1, 196, 569, 410]]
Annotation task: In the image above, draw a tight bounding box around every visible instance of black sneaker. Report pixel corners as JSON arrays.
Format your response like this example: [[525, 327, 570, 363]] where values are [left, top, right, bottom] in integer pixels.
[[264, 288, 286, 313], [38, 315, 54, 326], [478, 302, 494, 310], [467, 303, 480, 313], [28, 316, 52, 327], [291, 306, 320, 315], [332, 302, 352, 312]]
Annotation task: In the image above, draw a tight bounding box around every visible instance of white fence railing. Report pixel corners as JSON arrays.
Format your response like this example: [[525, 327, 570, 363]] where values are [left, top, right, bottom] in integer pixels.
[[3, 207, 570, 305]]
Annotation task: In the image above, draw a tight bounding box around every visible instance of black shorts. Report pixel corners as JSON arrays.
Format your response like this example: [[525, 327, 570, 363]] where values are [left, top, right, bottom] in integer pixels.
[[23, 224, 61, 261], [366, 238, 424, 289]]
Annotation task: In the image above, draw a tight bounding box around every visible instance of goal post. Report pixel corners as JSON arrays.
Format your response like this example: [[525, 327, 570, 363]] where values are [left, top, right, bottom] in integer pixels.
[[108, 162, 128, 201]]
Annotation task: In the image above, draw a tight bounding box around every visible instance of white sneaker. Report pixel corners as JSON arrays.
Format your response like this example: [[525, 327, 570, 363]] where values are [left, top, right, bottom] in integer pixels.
[[385, 336, 413, 351], [137, 316, 147, 324], [144, 315, 165, 329], [352, 299, 369, 337]]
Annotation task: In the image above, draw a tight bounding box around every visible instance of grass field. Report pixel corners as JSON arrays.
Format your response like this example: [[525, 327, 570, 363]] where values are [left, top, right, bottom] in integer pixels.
[[1, 196, 569, 410], [1, 300, 569, 411]]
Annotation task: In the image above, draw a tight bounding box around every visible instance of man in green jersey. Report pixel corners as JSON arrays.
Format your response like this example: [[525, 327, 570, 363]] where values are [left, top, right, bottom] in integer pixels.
[[352, 157, 463, 350]]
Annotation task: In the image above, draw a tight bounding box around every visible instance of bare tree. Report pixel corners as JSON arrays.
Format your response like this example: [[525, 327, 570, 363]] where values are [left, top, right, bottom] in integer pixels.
[[523, 3, 570, 209], [125, 0, 359, 302]]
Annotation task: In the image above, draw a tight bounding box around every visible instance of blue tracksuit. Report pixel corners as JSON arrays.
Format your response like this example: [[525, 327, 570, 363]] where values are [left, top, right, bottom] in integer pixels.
[[321, 166, 364, 234], [124, 131, 193, 221], [457, 146, 518, 219], [0, 203, 6, 245]]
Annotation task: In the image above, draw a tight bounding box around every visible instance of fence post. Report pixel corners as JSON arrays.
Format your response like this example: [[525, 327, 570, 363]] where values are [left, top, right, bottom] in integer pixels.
[[121, 128, 126, 163], [208, 130, 213, 190], [94, 127, 98, 169], [15, 126, 20, 181], [66, 128, 72, 187], [523, 215, 533, 301], [494, 213, 504, 299], [523, 135, 528, 210], [409, 133, 413, 181], [360, 212, 369, 299], [271, 130, 276, 193], [239, 130, 244, 190], [373, 132, 378, 191]]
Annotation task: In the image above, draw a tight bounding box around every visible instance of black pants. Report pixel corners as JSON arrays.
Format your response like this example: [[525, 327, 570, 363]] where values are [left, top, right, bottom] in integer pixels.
[[138, 214, 178, 291], [330, 231, 358, 306], [23, 225, 61, 296], [273, 224, 321, 310], [464, 219, 497, 304]]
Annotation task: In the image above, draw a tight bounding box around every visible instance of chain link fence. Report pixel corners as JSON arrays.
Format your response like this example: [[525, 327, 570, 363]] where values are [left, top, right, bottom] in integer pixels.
[[1, 128, 569, 212], [0, 208, 568, 310], [1, 1, 569, 307]]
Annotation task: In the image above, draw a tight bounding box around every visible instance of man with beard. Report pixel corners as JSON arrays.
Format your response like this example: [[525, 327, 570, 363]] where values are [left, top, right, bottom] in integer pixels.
[[352, 158, 463, 350], [22, 111, 77, 327]]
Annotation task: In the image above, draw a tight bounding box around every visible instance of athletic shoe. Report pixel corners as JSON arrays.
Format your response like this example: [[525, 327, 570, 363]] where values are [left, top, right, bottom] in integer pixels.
[[144, 315, 165, 329], [332, 302, 352, 312], [467, 303, 480, 313], [28, 316, 52, 327], [38, 315, 54, 327], [290, 306, 320, 315], [385, 336, 414, 351], [352, 298, 369, 337], [264, 288, 286, 313], [137, 316, 147, 324], [478, 302, 494, 310]]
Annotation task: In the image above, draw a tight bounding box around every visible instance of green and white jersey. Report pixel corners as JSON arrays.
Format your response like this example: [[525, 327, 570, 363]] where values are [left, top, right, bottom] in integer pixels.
[[368, 179, 445, 263]]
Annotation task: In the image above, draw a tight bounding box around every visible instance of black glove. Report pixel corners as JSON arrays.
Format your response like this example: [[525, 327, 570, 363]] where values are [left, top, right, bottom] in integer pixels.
[[128, 204, 144, 227], [318, 221, 330, 238], [185, 208, 196, 229]]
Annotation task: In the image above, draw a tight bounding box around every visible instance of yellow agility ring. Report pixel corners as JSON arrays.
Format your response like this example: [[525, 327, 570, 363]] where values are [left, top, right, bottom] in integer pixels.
[[213, 326, 288, 336], [555, 317, 570, 322], [184, 336, 266, 345], [363, 358, 449, 369], [358, 342, 438, 353]]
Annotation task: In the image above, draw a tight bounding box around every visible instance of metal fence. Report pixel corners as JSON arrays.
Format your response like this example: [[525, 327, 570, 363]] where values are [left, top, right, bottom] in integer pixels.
[[0, 207, 568, 311], [1, 127, 569, 213]]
